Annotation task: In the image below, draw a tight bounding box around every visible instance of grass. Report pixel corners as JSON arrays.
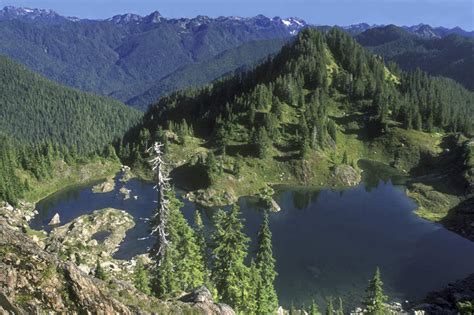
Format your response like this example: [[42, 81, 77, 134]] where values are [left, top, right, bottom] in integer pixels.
[[18, 158, 121, 203], [24, 227, 47, 240]]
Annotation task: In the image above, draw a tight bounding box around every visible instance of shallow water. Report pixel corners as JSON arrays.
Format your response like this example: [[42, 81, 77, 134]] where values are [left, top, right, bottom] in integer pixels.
[[30, 162, 474, 309]]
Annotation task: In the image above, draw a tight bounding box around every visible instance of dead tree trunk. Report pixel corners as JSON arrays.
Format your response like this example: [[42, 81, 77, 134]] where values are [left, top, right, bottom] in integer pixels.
[[148, 142, 170, 266]]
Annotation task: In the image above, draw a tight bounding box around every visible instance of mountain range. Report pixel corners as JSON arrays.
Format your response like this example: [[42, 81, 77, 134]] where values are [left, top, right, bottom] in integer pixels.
[[0, 6, 306, 109], [356, 25, 474, 91], [0, 5, 473, 110]]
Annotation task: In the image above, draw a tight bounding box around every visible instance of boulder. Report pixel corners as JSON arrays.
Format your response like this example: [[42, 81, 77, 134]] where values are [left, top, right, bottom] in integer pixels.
[[119, 187, 131, 200], [48, 213, 61, 225], [92, 178, 115, 193], [180, 286, 235, 315], [180, 286, 213, 303], [270, 198, 281, 212], [333, 165, 361, 186]]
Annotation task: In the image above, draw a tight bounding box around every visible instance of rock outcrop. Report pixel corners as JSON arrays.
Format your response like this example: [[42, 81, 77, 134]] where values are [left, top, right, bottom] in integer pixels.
[[180, 286, 235, 315], [413, 274, 474, 314], [120, 187, 132, 200], [186, 188, 237, 207], [92, 177, 115, 193], [0, 223, 132, 313], [333, 165, 362, 187], [48, 213, 61, 225], [0, 215, 235, 314], [46, 208, 135, 278], [0, 201, 37, 230]]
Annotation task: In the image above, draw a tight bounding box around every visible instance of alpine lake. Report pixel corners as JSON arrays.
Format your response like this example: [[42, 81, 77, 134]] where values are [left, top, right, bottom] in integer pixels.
[[30, 160, 474, 309]]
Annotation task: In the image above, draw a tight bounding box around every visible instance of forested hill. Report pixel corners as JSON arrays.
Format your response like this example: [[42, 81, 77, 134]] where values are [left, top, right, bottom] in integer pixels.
[[119, 28, 473, 209], [124, 28, 473, 151], [356, 25, 474, 91], [0, 55, 141, 153], [0, 55, 141, 205]]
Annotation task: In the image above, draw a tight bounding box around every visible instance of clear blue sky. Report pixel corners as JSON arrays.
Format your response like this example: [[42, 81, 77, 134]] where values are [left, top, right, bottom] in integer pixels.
[[1, 0, 473, 30]]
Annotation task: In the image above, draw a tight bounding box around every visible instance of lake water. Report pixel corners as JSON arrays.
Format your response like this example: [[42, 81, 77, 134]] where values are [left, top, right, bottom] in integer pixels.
[[30, 161, 474, 309]]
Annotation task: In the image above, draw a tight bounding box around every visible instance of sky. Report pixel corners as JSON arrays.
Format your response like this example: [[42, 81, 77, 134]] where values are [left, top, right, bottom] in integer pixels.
[[1, 0, 473, 30]]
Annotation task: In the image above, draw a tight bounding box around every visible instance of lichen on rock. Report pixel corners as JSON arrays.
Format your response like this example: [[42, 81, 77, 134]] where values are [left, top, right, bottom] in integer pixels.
[[46, 208, 135, 277], [92, 177, 115, 193]]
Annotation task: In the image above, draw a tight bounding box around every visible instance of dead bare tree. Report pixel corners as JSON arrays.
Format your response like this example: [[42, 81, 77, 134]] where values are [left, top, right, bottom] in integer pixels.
[[147, 142, 170, 266]]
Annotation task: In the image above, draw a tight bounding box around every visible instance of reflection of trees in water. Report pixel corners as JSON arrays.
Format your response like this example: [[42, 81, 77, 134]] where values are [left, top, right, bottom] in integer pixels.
[[358, 159, 405, 192], [38, 187, 81, 213], [291, 190, 321, 210], [35, 180, 104, 225]]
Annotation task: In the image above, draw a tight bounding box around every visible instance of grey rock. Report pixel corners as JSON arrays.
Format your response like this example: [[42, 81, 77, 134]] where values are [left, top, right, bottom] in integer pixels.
[[48, 213, 60, 225]]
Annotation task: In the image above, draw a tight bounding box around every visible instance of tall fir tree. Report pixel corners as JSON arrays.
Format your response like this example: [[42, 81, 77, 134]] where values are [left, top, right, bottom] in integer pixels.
[[206, 151, 219, 185], [326, 297, 334, 315], [336, 297, 344, 315], [193, 210, 208, 269], [133, 259, 151, 295], [363, 267, 388, 315], [210, 205, 251, 313], [310, 299, 321, 315], [94, 259, 107, 281], [255, 212, 279, 314]]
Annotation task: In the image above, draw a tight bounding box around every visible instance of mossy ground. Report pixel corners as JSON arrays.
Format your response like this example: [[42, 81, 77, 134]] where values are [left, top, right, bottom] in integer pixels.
[[16, 158, 121, 203]]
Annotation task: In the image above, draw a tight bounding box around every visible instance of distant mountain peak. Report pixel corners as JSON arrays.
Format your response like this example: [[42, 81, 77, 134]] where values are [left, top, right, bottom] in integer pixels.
[[404, 23, 440, 39], [0, 6, 78, 23], [108, 13, 143, 24], [145, 11, 163, 23], [108, 10, 164, 25]]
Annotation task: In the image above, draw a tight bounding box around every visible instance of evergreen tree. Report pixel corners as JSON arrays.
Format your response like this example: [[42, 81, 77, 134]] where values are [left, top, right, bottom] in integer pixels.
[[336, 297, 344, 315], [327, 120, 337, 143], [254, 127, 272, 159], [326, 297, 334, 315], [193, 210, 208, 266], [255, 212, 279, 314], [342, 151, 348, 165], [300, 138, 311, 160], [206, 151, 219, 185], [289, 302, 296, 315], [247, 260, 261, 314], [310, 300, 321, 315], [152, 189, 205, 297], [271, 97, 284, 120], [215, 123, 228, 154], [210, 205, 250, 312], [363, 267, 388, 315], [133, 259, 151, 295], [233, 155, 243, 176], [94, 259, 107, 281]]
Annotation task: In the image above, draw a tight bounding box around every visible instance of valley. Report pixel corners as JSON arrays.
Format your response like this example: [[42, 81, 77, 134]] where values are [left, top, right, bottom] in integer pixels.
[[0, 4, 473, 315]]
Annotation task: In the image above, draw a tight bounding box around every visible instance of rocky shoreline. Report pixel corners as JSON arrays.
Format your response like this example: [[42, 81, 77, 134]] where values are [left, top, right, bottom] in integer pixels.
[[0, 201, 234, 314]]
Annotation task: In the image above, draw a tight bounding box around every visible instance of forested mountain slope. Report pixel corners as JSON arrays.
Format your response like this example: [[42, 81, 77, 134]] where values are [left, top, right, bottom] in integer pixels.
[[127, 38, 289, 109], [0, 55, 140, 205], [120, 28, 474, 229], [0, 56, 140, 152], [356, 25, 474, 91], [0, 7, 304, 108]]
